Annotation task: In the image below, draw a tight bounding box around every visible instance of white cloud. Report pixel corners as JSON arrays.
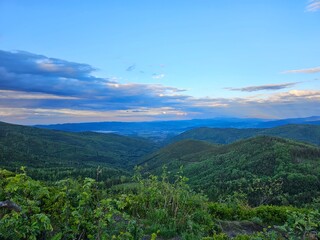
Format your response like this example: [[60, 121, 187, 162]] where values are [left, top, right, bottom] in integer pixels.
[[226, 82, 298, 92], [233, 90, 320, 104], [283, 66, 320, 74], [306, 0, 320, 12], [152, 73, 165, 79], [0, 90, 79, 100]]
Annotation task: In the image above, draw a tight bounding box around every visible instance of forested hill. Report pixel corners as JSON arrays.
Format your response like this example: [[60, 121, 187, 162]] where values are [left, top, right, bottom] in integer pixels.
[[138, 139, 217, 171], [0, 121, 156, 171], [141, 136, 320, 206], [170, 124, 320, 146]]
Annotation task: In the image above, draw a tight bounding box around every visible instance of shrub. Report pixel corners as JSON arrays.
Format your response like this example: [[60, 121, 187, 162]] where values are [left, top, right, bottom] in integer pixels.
[[126, 166, 214, 238]]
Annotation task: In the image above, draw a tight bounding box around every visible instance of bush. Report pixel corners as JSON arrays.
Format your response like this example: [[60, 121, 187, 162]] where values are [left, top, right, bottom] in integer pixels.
[[126, 166, 214, 238], [0, 169, 141, 239], [254, 205, 309, 226]]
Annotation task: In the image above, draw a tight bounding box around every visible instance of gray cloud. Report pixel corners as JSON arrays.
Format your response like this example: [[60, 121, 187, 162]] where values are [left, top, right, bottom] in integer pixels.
[[0, 50, 189, 111], [225, 82, 298, 92], [126, 64, 136, 71], [0, 50, 96, 78]]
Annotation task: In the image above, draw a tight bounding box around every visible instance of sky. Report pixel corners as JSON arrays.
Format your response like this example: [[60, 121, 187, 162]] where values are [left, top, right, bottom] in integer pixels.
[[0, 0, 319, 124]]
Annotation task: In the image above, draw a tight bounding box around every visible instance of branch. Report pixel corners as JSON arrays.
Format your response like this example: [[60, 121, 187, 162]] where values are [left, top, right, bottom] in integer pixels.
[[0, 200, 22, 212]]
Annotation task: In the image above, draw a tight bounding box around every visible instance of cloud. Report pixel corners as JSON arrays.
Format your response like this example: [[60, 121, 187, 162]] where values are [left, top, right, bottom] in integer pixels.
[[306, 0, 320, 12], [268, 90, 320, 102], [0, 107, 188, 124], [126, 64, 136, 71], [152, 73, 165, 79], [0, 90, 79, 100], [235, 90, 320, 104], [0, 50, 95, 78], [0, 50, 319, 124], [0, 50, 189, 113], [283, 66, 320, 74], [225, 82, 298, 92]]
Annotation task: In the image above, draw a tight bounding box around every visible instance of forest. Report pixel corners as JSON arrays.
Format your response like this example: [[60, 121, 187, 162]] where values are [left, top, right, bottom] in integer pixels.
[[1, 121, 320, 239]]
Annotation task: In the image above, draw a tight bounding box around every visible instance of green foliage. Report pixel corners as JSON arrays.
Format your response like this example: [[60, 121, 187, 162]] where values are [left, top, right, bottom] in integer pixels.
[[202, 233, 229, 239], [0, 121, 156, 181], [277, 210, 320, 239], [0, 168, 214, 239], [142, 136, 320, 206], [208, 201, 305, 226], [127, 166, 214, 238], [0, 169, 52, 239], [254, 205, 298, 225], [0, 169, 140, 239], [1, 167, 320, 239]]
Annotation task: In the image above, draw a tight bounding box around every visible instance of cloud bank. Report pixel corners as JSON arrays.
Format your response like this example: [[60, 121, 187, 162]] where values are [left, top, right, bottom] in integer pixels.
[[0, 50, 319, 124]]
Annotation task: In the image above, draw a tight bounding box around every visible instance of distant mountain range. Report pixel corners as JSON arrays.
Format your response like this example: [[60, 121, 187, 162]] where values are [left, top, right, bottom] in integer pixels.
[[34, 116, 320, 140], [171, 124, 320, 146]]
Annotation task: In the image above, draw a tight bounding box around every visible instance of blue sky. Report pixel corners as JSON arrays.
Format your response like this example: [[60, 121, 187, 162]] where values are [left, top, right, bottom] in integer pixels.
[[0, 0, 319, 124]]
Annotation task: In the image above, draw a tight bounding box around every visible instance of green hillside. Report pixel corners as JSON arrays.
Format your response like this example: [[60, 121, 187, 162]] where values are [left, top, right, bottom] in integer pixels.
[[139, 139, 217, 173], [0, 121, 157, 180], [171, 124, 320, 146], [141, 136, 320, 206], [259, 124, 320, 145]]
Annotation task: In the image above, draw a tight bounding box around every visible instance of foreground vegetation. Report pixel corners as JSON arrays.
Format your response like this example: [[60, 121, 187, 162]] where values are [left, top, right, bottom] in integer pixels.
[[1, 167, 320, 239]]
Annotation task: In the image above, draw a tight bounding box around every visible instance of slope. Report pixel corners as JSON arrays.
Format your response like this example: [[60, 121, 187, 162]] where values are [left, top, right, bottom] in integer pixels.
[[141, 136, 320, 206], [0, 121, 157, 180], [138, 139, 217, 173]]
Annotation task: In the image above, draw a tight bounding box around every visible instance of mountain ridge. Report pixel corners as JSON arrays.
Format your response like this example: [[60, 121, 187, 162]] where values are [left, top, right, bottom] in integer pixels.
[[171, 124, 320, 146], [33, 116, 320, 140]]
